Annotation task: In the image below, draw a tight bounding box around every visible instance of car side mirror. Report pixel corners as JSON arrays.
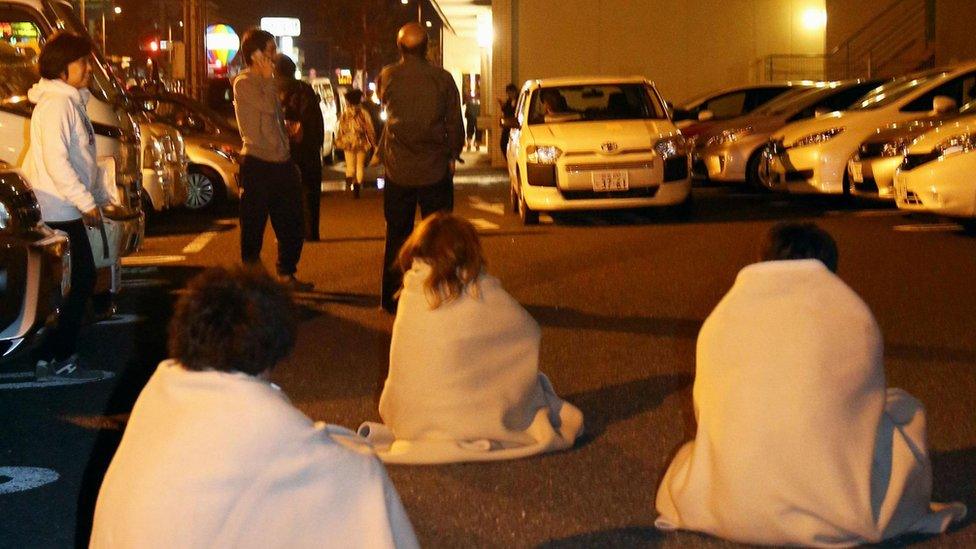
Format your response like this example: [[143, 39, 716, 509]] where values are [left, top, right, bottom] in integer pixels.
[[697, 109, 714, 122], [933, 95, 958, 115], [500, 117, 520, 130]]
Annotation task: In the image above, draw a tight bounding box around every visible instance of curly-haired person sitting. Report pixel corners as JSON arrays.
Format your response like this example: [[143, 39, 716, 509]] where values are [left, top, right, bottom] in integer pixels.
[[90, 267, 418, 549]]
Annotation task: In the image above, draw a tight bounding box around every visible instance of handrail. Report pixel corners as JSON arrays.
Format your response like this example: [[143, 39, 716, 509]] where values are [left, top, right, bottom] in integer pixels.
[[829, 0, 912, 56]]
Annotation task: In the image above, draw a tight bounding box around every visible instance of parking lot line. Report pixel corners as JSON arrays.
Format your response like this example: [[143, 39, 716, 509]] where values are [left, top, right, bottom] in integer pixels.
[[121, 255, 186, 266], [468, 218, 501, 231], [893, 223, 963, 232], [182, 231, 220, 254], [467, 196, 506, 216]]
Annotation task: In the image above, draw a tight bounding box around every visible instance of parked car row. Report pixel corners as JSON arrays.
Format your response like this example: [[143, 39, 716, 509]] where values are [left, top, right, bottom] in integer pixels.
[[681, 61, 976, 229]]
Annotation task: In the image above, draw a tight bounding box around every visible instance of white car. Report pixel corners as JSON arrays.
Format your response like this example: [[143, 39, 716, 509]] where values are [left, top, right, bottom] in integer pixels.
[[893, 114, 976, 232], [138, 118, 189, 213], [672, 83, 798, 129], [763, 63, 976, 194], [505, 76, 691, 224]]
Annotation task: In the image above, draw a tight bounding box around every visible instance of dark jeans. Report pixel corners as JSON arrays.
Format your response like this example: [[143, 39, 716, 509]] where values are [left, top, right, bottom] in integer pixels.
[[295, 156, 323, 241], [381, 174, 454, 311], [40, 219, 96, 361], [239, 156, 305, 276]]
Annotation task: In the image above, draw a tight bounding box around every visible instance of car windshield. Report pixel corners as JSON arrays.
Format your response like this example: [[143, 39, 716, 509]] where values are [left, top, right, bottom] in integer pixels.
[[752, 87, 822, 116], [144, 95, 237, 136], [848, 69, 949, 110], [527, 84, 667, 125]]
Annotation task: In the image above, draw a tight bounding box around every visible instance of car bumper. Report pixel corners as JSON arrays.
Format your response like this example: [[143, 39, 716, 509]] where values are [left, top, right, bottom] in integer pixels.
[[692, 143, 753, 182], [764, 143, 847, 194], [0, 228, 70, 361], [522, 155, 692, 211], [894, 157, 976, 218], [849, 156, 901, 199]]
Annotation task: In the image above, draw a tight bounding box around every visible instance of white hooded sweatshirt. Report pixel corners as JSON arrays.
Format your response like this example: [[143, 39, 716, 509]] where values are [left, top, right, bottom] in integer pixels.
[[23, 78, 108, 222]]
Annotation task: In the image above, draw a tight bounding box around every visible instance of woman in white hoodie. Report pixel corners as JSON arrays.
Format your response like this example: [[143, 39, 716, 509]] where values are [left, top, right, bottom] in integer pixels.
[[23, 32, 109, 379]]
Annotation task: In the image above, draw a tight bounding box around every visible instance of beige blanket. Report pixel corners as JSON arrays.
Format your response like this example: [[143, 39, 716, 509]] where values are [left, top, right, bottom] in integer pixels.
[[360, 262, 583, 464], [91, 361, 418, 549], [655, 259, 965, 546]]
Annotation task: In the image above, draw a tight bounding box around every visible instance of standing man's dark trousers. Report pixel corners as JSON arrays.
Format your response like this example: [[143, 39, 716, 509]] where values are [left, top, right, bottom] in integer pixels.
[[239, 155, 305, 276], [296, 155, 323, 241], [381, 173, 454, 312]]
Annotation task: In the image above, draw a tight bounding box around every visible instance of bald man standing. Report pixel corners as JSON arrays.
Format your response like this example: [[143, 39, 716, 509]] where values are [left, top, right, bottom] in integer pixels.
[[377, 23, 464, 314]]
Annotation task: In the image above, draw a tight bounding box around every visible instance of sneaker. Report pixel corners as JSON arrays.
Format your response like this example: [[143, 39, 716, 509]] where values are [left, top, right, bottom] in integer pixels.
[[35, 355, 103, 381], [278, 275, 314, 292]]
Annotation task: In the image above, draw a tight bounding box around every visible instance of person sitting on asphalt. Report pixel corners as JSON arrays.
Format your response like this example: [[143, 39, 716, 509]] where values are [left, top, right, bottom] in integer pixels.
[[90, 267, 418, 549], [358, 214, 583, 464], [654, 222, 966, 546]]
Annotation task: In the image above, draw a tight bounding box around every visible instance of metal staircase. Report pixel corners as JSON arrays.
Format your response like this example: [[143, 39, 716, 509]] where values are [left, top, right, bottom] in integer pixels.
[[759, 0, 935, 82]]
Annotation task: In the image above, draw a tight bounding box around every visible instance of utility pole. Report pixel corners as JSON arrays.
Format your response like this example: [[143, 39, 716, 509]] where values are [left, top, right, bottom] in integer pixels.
[[183, 0, 206, 100]]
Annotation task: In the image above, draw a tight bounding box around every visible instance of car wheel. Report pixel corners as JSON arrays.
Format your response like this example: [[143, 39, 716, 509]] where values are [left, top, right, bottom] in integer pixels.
[[518, 188, 539, 225], [670, 192, 694, 220], [185, 167, 224, 212], [745, 149, 767, 192]]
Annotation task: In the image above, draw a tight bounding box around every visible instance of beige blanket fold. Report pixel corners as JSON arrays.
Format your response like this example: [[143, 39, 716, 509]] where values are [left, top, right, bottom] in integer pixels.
[[360, 262, 583, 464], [91, 360, 418, 549], [655, 259, 966, 547]]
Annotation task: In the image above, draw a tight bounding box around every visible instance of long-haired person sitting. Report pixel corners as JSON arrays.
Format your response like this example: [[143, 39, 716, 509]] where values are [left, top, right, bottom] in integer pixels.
[[91, 267, 418, 549], [359, 214, 583, 464]]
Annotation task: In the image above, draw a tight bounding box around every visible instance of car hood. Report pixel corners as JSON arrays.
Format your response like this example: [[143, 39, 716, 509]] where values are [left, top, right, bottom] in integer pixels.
[[697, 114, 789, 144], [183, 131, 242, 149], [906, 113, 976, 153], [865, 113, 956, 144], [773, 110, 879, 143], [526, 119, 678, 152]]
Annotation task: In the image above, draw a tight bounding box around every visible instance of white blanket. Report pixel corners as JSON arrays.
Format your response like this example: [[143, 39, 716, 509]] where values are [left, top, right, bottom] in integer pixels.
[[655, 259, 966, 547], [360, 262, 583, 464], [91, 360, 418, 549]]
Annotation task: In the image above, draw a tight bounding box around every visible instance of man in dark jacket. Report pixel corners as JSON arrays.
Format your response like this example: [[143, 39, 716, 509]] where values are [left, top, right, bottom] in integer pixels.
[[376, 23, 464, 313], [275, 54, 325, 241]]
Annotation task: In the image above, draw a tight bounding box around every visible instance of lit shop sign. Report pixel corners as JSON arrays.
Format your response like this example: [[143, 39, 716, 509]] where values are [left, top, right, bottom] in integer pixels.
[[0, 21, 40, 39], [336, 69, 353, 85], [260, 17, 301, 37], [206, 24, 240, 70]]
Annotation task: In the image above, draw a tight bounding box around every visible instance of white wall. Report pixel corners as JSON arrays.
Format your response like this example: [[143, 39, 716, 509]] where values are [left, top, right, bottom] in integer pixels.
[[511, 0, 826, 104]]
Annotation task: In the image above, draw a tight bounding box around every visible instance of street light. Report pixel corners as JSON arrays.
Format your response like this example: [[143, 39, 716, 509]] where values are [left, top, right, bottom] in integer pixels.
[[101, 5, 121, 54]]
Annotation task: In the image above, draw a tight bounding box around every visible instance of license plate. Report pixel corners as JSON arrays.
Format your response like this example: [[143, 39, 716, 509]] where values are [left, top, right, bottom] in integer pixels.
[[591, 170, 629, 191], [849, 161, 863, 183]]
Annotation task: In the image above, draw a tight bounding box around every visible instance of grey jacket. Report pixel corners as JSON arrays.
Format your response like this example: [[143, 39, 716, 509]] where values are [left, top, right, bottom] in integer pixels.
[[377, 55, 464, 186], [234, 70, 290, 163]]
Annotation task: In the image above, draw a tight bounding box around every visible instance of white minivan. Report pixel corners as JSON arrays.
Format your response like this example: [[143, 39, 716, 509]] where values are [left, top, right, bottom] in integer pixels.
[[0, 0, 146, 290], [505, 76, 691, 224]]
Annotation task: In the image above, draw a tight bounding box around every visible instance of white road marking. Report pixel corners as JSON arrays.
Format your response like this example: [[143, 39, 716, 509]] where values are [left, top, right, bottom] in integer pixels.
[[467, 196, 506, 216], [121, 279, 169, 289], [0, 467, 59, 494], [827, 209, 903, 217], [468, 218, 501, 231], [0, 370, 115, 390], [454, 173, 508, 185], [92, 313, 144, 326], [121, 267, 159, 275], [182, 231, 220, 254], [121, 255, 186, 266], [893, 223, 963, 232]]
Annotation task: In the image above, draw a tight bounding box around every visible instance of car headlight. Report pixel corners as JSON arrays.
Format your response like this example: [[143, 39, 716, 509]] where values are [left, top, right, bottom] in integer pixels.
[[203, 142, 241, 163], [790, 127, 844, 148], [143, 136, 164, 170], [935, 132, 976, 159], [704, 127, 753, 148], [654, 135, 688, 160], [526, 145, 563, 165], [881, 137, 914, 157], [0, 201, 10, 232]]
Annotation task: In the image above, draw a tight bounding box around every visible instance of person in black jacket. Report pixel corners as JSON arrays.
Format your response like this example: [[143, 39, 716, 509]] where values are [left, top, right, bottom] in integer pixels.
[[275, 54, 325, 241]]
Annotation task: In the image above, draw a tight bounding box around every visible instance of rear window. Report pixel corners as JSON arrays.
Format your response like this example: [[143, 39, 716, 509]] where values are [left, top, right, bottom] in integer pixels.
[[528, 84, 666, 125]]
